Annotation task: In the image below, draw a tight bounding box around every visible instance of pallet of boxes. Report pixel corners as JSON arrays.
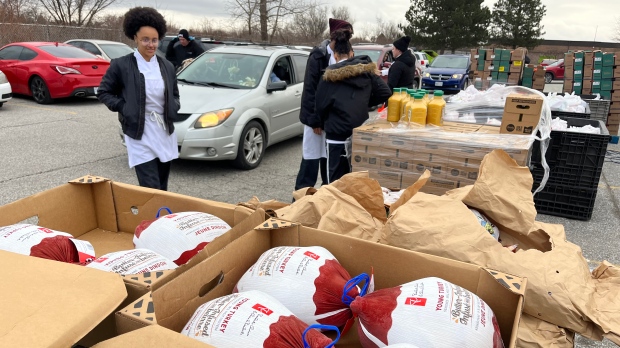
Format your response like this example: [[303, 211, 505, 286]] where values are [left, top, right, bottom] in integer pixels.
[[470, 48, 525, 90], [562, 50, 619, 135], [351, 94, 540, 195], [521, 64, 545, 92]]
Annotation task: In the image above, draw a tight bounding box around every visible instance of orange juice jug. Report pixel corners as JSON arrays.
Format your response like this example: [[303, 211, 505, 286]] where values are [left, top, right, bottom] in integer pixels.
[[427, 90, 446, 126], [401, 91, 412, 120], [401, 91, 416, 122], [407, 94, 427, 126], [387, 88, 402, 122]]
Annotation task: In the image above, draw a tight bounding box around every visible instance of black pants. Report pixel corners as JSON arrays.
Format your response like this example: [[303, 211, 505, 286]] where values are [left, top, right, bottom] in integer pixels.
[[326, 142, 351, 184], [294, 158, 328, 191], [134, 158, 171, 191]]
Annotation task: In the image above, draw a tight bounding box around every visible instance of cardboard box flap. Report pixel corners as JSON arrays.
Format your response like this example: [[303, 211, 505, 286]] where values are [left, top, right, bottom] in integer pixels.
[[69, 175, 110, 184], [0, 251, 127, 348], [485, 268, 526, 295], [256, 218, 298, 230], [122, 269, 175, 286], [93, 325, 212, 347], [121, 293, 156, 323]]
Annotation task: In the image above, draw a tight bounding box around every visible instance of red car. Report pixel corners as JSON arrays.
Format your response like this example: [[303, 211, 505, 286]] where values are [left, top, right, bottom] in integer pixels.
[[544, 59, 564, 83], [0, 42, 109, 104]]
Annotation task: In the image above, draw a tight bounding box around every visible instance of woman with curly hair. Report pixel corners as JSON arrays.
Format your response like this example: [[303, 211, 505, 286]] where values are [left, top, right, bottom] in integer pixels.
[[97, 7, 179, 191]]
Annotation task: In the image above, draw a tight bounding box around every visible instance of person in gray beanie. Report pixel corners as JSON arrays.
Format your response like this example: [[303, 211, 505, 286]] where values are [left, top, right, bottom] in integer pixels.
[[387, 36, 416, 90], [166, 29, 204, 69]]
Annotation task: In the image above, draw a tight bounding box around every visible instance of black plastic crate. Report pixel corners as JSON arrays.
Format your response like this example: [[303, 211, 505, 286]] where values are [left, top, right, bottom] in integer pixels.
[[531, 117, 609, 169], [532, 183, 598, 221], [531, 164, 603, 189], [550, 110, 590, 119]]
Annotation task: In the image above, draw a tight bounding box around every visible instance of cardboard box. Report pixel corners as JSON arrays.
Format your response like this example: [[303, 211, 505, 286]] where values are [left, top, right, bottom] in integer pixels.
[[352, 152, 381, 169], [497, 61, 510, 73], [532, 80, 545, 90], [602, 66, 614, 79], [484, 60, 494, 71], [0, 250, 127, 347], [445, 166, 480, 181], [0, 175, 265, 346], [116, 223, 524, 347], [510, 60, 523, 73], [471, 58, 478, 70], [593, 68, 602, 80], [613, 80, 620, 91], [584, 68, 593, 80], [614, 66, 620, 77], [600, 90, 611, 100], [470, 48, 479, 60], [485, 51, 496, 61], [585, 51, 594, 66], [610, 102, 620, 113], [478, 49, 488, 61], [501, 93, 543, 134], [601, 79, 613, 91], [381, 132, 415, 150], [352, 124, 385, 147], [603, 52, 616, 67], [413, 139, 450, 156], [92, 326, 211, 348], [477, 125, 501, 134], [574, 51, 584, 66], [507, 74, 520, 85], [367, 169, 403, 188], [410, 161, 447, 178], [594, 51, 603, 67], [573, 69, 583, 80], [612, 91, 620, 102], [381, 157, 413, 171], [563, 79, 573, 93], [511, 48, 526, 61]]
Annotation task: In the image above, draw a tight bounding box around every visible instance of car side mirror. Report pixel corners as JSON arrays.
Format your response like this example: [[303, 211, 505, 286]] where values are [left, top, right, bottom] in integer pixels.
[[426, 63, 429, 67], [267, 81, 287, 93]]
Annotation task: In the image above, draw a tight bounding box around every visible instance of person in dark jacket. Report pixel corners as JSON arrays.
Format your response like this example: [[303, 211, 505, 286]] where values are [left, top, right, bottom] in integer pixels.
[[316, 31, 392, 183], [166, 29, 205, 69], [387, 36, 415, 90], [97, 7, 180, 191], [294, 18, 353, 193]]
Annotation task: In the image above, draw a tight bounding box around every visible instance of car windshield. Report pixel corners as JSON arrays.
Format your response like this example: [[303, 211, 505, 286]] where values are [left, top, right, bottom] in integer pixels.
[[354, 50, 382, 63], [177, 52, 270, 89], [548, 60, 564, 67], [100, 44, 134, 59], [39, 45, 98, 58], [431, 56, 469, 69]]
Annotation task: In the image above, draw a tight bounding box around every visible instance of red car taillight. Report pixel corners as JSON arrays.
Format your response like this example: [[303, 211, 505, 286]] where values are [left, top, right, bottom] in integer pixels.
[[52, 65, 81, 75], [420, 60, 425, 65]]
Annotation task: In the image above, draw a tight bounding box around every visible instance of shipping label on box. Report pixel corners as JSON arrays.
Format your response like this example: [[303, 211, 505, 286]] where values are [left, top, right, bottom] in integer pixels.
[[593, 68, 602, 80], [413, 139, 450, 156]]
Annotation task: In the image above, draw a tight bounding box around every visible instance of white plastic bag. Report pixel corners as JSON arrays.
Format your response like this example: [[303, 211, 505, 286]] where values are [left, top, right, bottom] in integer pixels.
[[0, 224, 95, 264], [182, 290, 338, 348], [351, 277, 503, 348], [86, 249, 177, 275], [234, 246, 370, 327], [134, 209, 231, 265]]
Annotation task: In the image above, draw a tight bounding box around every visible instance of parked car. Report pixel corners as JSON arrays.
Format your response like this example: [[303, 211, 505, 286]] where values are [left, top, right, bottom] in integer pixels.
[[64, 39, 134, 61], [421, 54, 471, 92], [540, 59, 558, 67], [422, 50, 439, 64], [170, 46, 309, 169], [0, 70, 12, 107], [157, 36, 225, 61], [353, 44, 394, 83], [544, 59, 564, 83], [0, 42, 109, 104]]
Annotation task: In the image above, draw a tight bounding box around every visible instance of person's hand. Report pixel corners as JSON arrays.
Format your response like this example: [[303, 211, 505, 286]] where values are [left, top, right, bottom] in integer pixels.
[[313, 127, 322, 135], [172, 37, 179, 44]]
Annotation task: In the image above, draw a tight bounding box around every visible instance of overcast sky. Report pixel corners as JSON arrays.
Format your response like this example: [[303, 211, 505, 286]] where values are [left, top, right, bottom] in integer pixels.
[[110, 0, 618, 42]]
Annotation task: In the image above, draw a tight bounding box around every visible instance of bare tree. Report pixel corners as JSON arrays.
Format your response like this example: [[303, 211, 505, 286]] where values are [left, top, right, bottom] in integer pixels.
[[0, 0, 35, 22], [291, 3, 327, 42], [330, 5, 353, 24], [373, 16, 401, 43], [226, 0, 260, 38], [36, 0, 120, 26]]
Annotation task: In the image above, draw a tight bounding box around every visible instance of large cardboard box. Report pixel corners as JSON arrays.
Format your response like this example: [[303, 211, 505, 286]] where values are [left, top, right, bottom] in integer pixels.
[[511, 48, 526, 61], [92, 326, 211, 348], [584, 67, 593, 80], [116, 222, 526, 348], [0, 250, 127, 348], [501, 93, 544, 135], [510, 60, 523, 73], [603, 52, 616, 67], [0, 176, 266, 345]]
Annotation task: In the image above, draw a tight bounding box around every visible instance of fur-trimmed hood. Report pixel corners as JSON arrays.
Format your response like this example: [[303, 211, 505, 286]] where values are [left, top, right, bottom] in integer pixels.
[[322, 56, 378, 88]]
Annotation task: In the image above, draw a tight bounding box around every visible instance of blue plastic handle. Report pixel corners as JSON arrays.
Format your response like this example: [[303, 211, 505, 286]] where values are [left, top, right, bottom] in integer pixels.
[[302, 324, 340, 348], [341, 273, 370, 306], [156, 206, 172, 218]]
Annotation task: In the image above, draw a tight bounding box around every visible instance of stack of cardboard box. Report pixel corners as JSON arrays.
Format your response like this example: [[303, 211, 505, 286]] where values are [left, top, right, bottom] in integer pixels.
[[602, 52, 620, 135], [470, 48, 525, 90], [351, 122, 532, 195]]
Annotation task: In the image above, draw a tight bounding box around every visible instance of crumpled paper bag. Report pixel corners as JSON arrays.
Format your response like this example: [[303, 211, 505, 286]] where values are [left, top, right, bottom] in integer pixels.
[[238, 196, 289, 217], [517, 314, 575, 348], [381, 150, 620, 343], [276, 172, 385, 242]]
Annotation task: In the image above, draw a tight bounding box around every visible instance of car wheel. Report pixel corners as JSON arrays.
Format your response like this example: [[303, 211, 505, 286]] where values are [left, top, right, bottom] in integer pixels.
[[0, 103, 3, 108], [233, 120, 265, 170], [462, 79, 469, 90], [30, 76, 53, 104], [545, 73, 553, 84]]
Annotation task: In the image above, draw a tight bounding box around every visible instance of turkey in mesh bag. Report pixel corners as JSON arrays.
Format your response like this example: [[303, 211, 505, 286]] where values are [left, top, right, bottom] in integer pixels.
[[350, 277, 503, 348], [86, 248, 177, 275], [234, 246, 370, 328], [182, 290, 339, 348], [134, 208, 231, 265], [0, 224, 95, 264]]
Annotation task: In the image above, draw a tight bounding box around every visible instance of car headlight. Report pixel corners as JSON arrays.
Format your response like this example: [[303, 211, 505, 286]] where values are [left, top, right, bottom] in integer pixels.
[[452, 74, 463, 79], [0, 71, 7, 84], [424, 72, 430, 78], [194, 109, 234, 128]]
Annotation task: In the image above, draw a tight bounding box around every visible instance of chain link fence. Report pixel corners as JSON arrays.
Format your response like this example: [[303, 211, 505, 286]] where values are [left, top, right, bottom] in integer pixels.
[[0, 23, 133, 46]]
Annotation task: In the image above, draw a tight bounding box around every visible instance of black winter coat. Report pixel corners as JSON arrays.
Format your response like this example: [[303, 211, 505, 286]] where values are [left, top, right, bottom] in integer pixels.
[[299, 39, 331, 129], [316, 56, 392, 141], [166, 39, 205, 68], [97, 53, 180, 140], [387, 49, 416, 90]]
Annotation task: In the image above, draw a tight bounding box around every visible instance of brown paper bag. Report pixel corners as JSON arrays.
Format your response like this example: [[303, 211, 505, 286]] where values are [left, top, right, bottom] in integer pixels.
[[381, 150, 620, 342], [517, 314, 575, 348]]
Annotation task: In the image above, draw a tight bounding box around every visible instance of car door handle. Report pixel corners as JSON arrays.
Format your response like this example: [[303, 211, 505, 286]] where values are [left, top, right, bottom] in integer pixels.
[[294, 91, 302, 97]]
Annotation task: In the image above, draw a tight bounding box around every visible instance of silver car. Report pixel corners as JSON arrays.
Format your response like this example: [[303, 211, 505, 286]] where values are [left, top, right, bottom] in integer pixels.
[[65, 39, 134, 61], [174, 46, 308, 169]]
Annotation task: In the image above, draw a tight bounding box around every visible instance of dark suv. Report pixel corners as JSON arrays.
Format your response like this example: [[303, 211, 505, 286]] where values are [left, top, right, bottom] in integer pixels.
[[156, 36, 224, 61]]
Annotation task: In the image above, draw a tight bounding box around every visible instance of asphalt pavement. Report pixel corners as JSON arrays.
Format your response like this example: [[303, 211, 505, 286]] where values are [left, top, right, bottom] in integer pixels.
[[0, 89, 618, 347]]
